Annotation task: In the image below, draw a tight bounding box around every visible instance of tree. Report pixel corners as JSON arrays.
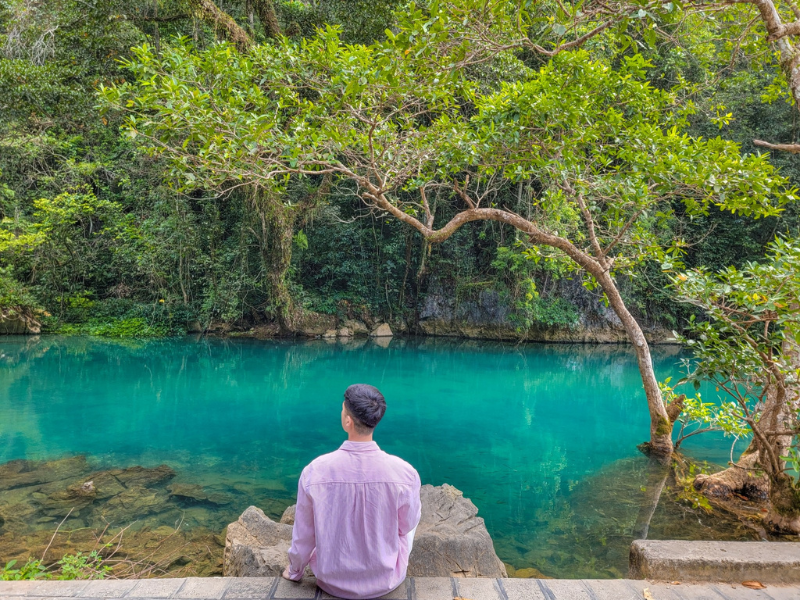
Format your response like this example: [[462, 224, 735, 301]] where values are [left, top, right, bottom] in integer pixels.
[[671, 237, 800, 533], [101, 3, 793, 454]]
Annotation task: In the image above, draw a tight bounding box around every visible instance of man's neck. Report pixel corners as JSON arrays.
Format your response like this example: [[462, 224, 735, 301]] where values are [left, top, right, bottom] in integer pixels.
[[347, 433, 374, 443]]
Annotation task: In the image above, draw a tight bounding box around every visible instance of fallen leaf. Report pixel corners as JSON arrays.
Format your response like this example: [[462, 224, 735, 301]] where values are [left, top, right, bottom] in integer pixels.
[[643, 588, 655, 600], [742, 581, 766, 590], [670, 581, 681, 585]]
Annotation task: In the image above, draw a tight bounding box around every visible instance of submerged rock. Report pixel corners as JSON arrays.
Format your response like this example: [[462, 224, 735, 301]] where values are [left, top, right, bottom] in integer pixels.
[[0, 456, 90, 492], [168, 483, 232, 506], [102, 486, 168, 522], [113, 465, 176, 488], [223, 484, 506, 578]]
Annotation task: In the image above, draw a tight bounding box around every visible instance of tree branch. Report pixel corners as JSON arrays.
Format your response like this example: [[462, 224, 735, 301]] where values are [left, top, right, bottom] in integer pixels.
[[754, 139, 800, 153]]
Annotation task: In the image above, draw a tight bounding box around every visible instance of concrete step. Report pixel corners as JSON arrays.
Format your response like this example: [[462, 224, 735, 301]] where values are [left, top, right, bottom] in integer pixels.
[[1, 577, 798, 600], [630, 541, 800, 585]]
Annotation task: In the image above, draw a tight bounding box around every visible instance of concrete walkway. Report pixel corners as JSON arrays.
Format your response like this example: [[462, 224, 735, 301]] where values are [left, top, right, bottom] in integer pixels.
[[0, 577, 798, 600]]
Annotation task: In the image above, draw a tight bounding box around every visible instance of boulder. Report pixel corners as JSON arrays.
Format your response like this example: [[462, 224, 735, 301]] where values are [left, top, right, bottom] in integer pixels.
[[0, 309, 41, 335], [223, 505, 301, 577], [408, 484, 506, 578], [343, 320, 369, 336], [322, 329, 337, 339], [336, 327, 352, 338], [224, 484, 505, 579], [279, 504, 296, 525], [295, 312, 337, 337], [369, 323, 393, 337]]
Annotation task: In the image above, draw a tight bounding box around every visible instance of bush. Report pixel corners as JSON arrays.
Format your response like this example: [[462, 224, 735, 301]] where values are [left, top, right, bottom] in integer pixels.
[[1, 551, 109, 581]]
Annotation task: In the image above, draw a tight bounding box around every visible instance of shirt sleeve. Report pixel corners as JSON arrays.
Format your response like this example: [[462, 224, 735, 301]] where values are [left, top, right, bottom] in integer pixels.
[[287, 468, 315, 581], [398, 471, 422, 536]]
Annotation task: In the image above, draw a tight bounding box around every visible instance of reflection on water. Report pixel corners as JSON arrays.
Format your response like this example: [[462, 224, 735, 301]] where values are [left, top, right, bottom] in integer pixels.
[[0, 335, 764, 577]]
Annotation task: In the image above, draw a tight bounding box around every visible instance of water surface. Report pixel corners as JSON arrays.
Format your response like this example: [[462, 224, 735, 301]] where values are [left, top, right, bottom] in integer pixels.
[[0, 335, 758, 577]]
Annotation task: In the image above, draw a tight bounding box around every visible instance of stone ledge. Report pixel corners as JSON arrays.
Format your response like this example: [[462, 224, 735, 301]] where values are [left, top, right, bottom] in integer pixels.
[[630, 540, 800, 584], [1, 577, 798, 600]]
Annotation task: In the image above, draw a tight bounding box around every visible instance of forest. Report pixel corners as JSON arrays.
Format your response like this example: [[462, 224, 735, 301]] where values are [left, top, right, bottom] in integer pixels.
[[0, 0, 796, 341]]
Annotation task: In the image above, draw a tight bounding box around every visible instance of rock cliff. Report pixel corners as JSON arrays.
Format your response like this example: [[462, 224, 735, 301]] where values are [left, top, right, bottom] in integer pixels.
[[0, 308, 41, 335], [417, 278, 675, 343], [223, 483, 506, 578]]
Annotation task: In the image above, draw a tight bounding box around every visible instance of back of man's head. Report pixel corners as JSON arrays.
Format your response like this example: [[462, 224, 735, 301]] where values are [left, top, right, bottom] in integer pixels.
[[344, 384, 386, 434]]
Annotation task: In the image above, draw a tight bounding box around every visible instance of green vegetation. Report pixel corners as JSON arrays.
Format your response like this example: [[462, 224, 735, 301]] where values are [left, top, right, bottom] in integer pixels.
[[1, 551, 110, 581], [1, 0, 797, 341]]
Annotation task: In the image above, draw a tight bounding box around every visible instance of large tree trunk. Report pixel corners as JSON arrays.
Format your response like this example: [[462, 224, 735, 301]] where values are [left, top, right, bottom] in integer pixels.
[[252, 0, 281, 38], [187, 0, 253, 51], [594, 270, 675, 457], [252, 192, 296, 334]]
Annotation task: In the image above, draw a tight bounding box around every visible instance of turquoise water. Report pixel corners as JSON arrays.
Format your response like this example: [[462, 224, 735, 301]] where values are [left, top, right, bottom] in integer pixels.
[[0, 335, 756, 577]]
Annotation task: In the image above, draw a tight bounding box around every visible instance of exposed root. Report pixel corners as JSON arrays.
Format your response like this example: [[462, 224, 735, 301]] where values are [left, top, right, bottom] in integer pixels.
[[693, 452, 769, 501]]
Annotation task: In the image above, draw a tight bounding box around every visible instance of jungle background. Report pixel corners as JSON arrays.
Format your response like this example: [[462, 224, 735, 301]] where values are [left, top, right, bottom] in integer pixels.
[[1, 0, 799, 339]]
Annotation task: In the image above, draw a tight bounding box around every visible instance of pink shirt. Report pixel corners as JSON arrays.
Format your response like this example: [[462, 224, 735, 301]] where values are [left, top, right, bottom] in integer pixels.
[[287, 440, 422, 599]]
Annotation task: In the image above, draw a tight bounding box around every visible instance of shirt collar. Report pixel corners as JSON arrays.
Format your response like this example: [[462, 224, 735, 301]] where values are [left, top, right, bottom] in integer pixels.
[[340, 440, 380, 453]]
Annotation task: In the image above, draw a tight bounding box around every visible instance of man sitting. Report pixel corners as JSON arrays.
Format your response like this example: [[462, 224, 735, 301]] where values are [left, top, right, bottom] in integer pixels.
[[282, 384, 421, 599]]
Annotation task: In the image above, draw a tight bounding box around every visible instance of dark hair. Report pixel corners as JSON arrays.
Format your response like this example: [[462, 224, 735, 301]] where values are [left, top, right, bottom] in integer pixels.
[[344, 384, 386, 433]]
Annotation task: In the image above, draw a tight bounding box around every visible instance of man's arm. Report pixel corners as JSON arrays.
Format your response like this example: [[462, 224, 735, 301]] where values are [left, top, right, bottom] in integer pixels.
[[285, 468, 315, 581], [398, 472, 421, 537]]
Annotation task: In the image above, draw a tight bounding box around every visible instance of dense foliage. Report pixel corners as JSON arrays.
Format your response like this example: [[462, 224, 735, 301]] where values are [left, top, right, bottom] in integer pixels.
[[0, 0, 798, 339]]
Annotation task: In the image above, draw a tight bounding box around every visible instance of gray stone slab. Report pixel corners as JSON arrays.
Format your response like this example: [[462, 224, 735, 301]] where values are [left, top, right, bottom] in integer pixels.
[[582, 579, 642, 600], [497, 579, 547, 600], [453, 578, 502, 600], [667, 583, 727, 600], [127, 578, 187, 598], [413, 578, 453, 600], [28, 581, 90, 597], [711, 584, 786, 599], [377, 579, 410, 600], [754, 586, 800, 600], [222, 578, 276, 599], [80, 579, 138, 598], [272, 578, 318, 600], [174, 578, 231, 599], [0, 582, 38, 596], [631, 542, 800, 585], [538, 580, 592, 600]]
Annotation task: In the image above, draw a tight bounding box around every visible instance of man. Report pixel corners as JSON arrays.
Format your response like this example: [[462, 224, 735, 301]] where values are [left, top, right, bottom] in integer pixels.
[[282, 384, 422, 599]]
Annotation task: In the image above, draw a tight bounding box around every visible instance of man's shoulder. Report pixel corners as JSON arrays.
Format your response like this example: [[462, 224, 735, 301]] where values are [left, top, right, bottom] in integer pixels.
[[303, 450, 341, 473], [378, 451, 421, 485]]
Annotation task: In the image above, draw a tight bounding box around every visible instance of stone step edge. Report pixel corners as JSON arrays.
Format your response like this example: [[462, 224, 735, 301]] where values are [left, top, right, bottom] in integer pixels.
[[630, 540, 800, 584], [1, 577, 799, 600]]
